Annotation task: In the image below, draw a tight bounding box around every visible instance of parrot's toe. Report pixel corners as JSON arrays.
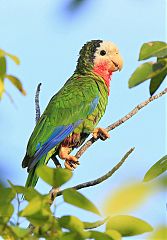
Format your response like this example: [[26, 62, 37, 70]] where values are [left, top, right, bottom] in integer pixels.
[[59, 146, 80, 171], [93, 127, 110, 140], [64, 160, 79, 171]]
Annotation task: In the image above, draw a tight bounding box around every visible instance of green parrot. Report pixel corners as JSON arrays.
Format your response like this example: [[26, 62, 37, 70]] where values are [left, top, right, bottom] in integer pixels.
[[22, 40, 123, 188]]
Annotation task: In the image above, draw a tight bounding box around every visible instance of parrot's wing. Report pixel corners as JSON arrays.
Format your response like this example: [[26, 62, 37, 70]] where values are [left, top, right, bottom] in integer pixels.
[[23, 77, 99, 170]]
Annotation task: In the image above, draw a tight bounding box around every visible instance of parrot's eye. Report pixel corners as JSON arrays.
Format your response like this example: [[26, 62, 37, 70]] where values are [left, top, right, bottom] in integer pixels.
[[100, 50, 106, 56]]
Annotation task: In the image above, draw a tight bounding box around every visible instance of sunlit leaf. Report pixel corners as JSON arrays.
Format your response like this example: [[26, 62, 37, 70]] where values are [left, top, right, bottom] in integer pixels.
[[0, 57, 6, 76], [83, 218, 108, 229], [8, 180, 26, 194], [10, 226, 29, 238], [5, 52, 20, 65], [6, 75, 26, 95], [106, 230, 121, 240], [106, 215, 153, 236], [88, 230, 114, 240], [103, 182, 151, 215], [128, 61, 167, 88], [37, 165, 72, 187], [148, 226, 167, 239], [20, 197, 43, 217], [139, 41, 167, 60], [0, 203, 14, 220], [0, 49, 5, 57], [0, 187, 15, 203], [0, 78, 5, 99], [61, 232, 80, 240], [24, 187, 44, 201], [63, 188, 100, 216], [144, 155, 167, 182], [150, 68, 167, 95], [58, 215, 84, 234]]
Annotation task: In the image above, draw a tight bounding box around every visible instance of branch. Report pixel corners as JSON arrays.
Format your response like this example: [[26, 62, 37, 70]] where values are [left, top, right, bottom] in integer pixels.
[[56, 147, 134, 197], [35, 83, 42, 124], [75, 88, 167, 159]]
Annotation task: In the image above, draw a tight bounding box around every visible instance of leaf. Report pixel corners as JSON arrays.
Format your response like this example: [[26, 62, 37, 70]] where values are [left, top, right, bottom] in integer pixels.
[[0, 78, 5, 99], [6, 75, 26, 95], [0, 187, 15, 204], [148, 226, 167, 240], [20, 197, 43, 217], [83, 218, 108, 229], [61, 232, 81, 240], [144, 155, 167, 182], [58, 215, 84, 234], [5, 52, 20, 65], [8, 181, 26, 194], [37, 165, 73, 187], [0, 203, 14, 219], [103, 182, 151, 215], [0, 57, 6, 76], [149, 68, 167, 95], [24, 187, 44, 201], [0, 49, 5, 57], [88, 230, 114, 240], [139, 41, 167, 60], [10, 226, 29, 238], [106, 230, 121, 240], [63, 188, 100, 216], [106, 215, 153, 236], [128, 61, 167, 88]]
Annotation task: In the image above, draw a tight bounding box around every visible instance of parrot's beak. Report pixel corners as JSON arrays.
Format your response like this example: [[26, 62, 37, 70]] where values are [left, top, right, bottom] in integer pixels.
[[110, 53, 123, 72]]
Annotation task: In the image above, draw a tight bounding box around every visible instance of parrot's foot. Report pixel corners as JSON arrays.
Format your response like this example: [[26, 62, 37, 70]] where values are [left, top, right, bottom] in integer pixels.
[[93, 127, 110, 141], [59, 146, 80, 171]]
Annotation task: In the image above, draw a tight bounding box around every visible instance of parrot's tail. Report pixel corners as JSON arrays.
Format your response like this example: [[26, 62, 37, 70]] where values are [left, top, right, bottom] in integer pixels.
[[25, 155, 46, 188]]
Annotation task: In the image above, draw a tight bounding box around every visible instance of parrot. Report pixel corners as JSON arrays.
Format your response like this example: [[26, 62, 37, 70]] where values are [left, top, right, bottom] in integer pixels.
[[22, 40, 123, 188]]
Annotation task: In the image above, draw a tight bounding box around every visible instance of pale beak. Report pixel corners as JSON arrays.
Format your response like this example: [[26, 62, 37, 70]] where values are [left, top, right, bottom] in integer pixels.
[[110, 54, 123, 72]]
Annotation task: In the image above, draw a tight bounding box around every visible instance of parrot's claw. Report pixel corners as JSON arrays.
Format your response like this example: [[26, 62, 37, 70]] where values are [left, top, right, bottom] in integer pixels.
[[59, 146, 80, 171], [93, 127, 110, 141]]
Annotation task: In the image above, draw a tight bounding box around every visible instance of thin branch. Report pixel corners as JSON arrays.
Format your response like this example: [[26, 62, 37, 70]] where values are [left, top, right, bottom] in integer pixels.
[[35, 83, 42, 124], [75, 88, 167, 159], [56, 147, 134, 197]]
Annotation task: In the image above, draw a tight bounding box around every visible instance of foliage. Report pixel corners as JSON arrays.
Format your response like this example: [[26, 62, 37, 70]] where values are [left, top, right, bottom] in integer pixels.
[[0, 159, 166, 240], [0, 48, 26, 100], [128, 41, 167, 95]]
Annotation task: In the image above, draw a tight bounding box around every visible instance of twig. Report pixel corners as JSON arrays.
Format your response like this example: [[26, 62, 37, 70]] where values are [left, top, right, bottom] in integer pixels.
[[35, 83, 42, 124], [56, 147, 134, 197], [75, 88, 167, 159]]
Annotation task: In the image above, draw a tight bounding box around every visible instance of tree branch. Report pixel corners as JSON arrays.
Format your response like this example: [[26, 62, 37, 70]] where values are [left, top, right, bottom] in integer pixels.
[[75, 88, 167, 159], [56, 147, 134, 197], [35, 83, 42, 124]]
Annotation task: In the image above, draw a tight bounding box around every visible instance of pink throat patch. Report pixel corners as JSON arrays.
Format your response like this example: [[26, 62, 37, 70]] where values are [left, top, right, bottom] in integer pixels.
[[93, 61, 112, 95]]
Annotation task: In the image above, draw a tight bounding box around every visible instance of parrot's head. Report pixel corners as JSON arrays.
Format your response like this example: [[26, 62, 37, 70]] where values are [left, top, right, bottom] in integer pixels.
[[76, 40, 123, 93]]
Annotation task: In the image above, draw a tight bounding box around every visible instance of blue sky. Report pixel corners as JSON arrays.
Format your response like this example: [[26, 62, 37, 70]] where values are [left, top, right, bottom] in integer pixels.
[[0, 0, 166, 238]]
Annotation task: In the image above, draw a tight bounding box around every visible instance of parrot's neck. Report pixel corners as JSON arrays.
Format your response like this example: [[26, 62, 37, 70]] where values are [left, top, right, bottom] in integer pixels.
[[92, 62, 112, 95]]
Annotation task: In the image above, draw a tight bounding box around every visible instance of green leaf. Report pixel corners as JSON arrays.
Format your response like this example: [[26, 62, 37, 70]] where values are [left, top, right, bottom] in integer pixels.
[[106, 215, 153, 236], [5, 52, 20, 65], [0, 187, 15, 204], [0, 78, 5, 99], [0, 203, 14, 219], [6, 75, 26, 95], [58, 215, 84, 234], [0, 57, 6, 76], [83, 218, 108, 229], [0, 49, 5, 57], [103, 182, 151, 215], [10, 226, 29, 238], [106, 230, 121, 240], [139, 41, 167, 60], [20, 197, 43, 217], [148, 226, 167, 240], [8, 181, 26, 194], [61, 232, 81, 240], [88, 230, 114, 240], [63, 188, 100, 216], [149, 68, 167, 95], [128, 61, 167, 88], [24, 187, 44, 201], [37, 165, 73, 187], [144, 155, 167, 182]]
